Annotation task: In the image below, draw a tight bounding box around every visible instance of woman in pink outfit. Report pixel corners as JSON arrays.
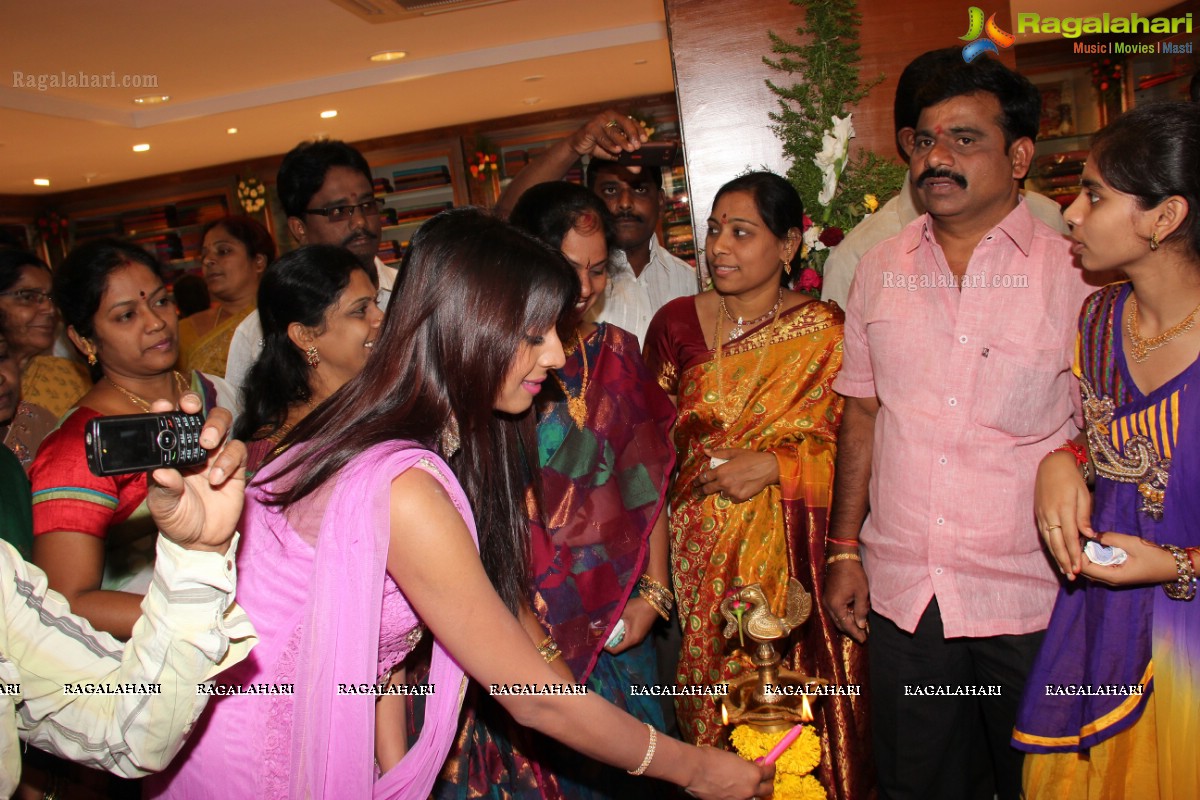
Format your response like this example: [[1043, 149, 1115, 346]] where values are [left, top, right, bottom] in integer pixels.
[[150, 209, 773, 800]]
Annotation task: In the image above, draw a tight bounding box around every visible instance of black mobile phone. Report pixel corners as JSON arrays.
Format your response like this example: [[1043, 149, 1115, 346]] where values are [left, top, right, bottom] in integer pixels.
[[614, 140, 679, 168], [85, 411, 207, 477]]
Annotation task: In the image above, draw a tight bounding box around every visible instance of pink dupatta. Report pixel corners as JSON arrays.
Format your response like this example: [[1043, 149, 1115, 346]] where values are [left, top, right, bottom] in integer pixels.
[[276, 441, 474, 799]]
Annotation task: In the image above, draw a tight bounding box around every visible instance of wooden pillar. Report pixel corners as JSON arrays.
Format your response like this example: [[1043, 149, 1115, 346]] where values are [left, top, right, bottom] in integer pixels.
[[664, 0, 1012, 250]]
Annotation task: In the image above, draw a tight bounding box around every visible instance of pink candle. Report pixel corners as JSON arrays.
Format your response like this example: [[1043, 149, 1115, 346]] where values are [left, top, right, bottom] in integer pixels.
[[756, 723, 804, 765]]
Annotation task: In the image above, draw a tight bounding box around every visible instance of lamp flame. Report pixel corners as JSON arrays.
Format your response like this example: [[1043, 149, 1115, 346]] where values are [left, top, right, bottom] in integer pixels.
[[800, 694, 814, 722], [721, 703, 729, 726]]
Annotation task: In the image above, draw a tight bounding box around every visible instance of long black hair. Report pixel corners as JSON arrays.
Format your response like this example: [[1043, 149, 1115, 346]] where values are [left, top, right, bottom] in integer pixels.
[[233, 245, 362, 442], [268, 208, 577, 611]]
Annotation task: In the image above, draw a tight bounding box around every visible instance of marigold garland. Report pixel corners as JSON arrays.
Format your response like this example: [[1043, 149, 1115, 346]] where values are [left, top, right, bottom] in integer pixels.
[[777, 773, 829, 800], [730, 724, 825, 798]]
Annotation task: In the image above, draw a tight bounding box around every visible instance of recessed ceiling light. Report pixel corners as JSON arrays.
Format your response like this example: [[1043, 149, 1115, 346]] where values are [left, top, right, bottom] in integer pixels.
[[133, 95, 170, 105], [522, 97, 542, 106], [522, 74, 544, 82], [33, 178, 50, 186], [320, 110, 338, 119], [369, 50, 407, 62], [227, 127, 238, 134], [132, 143, 151, 152]]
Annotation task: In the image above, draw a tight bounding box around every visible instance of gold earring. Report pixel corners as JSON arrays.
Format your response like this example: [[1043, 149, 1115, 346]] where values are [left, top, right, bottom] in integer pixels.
[[1150, 231, 1160, 251], [81, 339, 97, 366], [306, 345, 320, 367], [782, 258, 792, 276]]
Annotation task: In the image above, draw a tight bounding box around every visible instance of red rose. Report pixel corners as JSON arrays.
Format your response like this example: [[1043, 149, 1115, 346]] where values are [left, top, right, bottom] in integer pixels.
[[802, 214, 814, 232], [819, 226, 845, 247], [798, 267, 822, 292]]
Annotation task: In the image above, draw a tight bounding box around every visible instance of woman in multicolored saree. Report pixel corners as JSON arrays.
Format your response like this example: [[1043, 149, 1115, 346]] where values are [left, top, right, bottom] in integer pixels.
[[434, 182, 677, 799], [177, 215, 274, 377], [1015, 103, 1200, 798], [644, 172, 871, 800]]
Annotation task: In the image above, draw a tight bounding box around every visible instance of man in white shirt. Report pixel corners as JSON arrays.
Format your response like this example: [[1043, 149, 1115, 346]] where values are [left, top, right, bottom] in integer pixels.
[[496, 111, 697, 344], [2, 396, 255, 797], [225, 140, 397, 390]]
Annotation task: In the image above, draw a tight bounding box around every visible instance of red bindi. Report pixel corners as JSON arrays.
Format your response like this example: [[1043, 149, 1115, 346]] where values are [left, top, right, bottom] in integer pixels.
[[721, 213, 728, 223], [933, 125, 944, 136]]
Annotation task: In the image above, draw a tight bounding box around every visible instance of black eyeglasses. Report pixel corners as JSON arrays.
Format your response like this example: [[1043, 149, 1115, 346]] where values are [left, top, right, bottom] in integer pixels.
[[304, 198, 384, 223], [0, 289, 53, 307]]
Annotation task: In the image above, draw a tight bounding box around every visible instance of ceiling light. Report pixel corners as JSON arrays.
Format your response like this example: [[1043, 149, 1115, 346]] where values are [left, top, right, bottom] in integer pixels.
[[133, 95, 170, 105], [320, 110, 338, 119], [227, 127, 238, 134], [522, 97, 542, 106], [369, 50, 407, 62], [33, 178, 50, 186], [522, 74, 544, 82], [132, 143, 150, 152]]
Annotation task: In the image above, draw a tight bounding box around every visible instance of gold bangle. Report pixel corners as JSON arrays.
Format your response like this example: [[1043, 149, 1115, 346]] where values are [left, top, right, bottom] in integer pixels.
[[638, 574, 674, 620], [639, 574, 670, 596], [639, 589, 671, 621], [1160, 543, 1197, 601], [825, 552, 863, 566], [627, 723, 658, 776]]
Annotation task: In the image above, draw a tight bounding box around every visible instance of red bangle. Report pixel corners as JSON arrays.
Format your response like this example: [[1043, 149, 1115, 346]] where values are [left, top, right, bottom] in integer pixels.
[[1051, 439, 1089, 467], [827, 536, 860, 548]]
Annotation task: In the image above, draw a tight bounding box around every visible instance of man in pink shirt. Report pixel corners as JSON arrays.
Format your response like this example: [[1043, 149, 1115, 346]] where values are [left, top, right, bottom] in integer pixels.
[[822, 56, 1099, 800]]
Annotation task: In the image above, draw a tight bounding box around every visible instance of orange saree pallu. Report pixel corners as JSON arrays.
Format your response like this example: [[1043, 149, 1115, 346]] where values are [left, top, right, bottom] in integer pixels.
[[644, 296, 873, 800]]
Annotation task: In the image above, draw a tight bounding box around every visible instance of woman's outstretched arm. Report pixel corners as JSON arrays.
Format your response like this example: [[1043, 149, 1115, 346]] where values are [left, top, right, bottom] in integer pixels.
[[386, 468, 773, 800]]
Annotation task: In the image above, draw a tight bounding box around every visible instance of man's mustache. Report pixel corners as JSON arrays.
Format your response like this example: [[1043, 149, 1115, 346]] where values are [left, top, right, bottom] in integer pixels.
[[615, 212, 644, 223], [915, 168, 968, 189], [343, 231, 379, 246]]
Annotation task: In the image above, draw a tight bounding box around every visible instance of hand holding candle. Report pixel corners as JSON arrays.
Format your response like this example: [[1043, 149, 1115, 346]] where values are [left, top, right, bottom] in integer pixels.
[[756, 723, 804, 765]]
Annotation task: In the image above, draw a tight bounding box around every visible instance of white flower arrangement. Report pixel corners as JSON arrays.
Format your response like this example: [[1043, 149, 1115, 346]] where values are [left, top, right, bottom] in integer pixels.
[[813, 114, 855, 207]]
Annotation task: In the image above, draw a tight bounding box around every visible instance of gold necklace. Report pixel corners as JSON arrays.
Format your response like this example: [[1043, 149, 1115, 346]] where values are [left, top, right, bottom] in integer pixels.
[[719, 288, 783, 342], [107, 370, 190, 412], [713, 296, 783, 423], [551, 331, 590, 430], [1127, 294, 1200, 363]]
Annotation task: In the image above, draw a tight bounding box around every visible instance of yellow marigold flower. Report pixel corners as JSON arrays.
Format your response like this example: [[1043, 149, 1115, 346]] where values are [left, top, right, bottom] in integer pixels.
[[775, 726, 821, 776], [863, 194, 879, 214], [730, 725, 821, 776], [776, 772, 828, 800]]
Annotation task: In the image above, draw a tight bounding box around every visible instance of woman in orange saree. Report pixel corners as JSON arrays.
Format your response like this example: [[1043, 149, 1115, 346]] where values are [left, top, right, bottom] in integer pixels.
[[643, 172, 871, 800]]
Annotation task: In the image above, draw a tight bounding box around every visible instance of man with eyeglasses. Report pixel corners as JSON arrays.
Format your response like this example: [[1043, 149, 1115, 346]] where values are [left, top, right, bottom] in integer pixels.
[[225, 140, 393, 390]]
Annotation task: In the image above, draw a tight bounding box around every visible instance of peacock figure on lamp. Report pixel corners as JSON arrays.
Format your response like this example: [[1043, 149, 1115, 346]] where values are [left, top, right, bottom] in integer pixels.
[[718, 578, 826, 731], [719, 578, 829, 799]]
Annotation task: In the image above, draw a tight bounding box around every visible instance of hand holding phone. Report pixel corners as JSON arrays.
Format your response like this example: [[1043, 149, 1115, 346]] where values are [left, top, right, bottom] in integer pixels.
[[614, 140, 679, 168], [86, 411, 208, 477]]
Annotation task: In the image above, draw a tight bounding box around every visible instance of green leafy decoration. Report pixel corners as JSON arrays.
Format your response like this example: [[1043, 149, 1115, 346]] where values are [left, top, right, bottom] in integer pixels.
[[765, 0, 907, 287]]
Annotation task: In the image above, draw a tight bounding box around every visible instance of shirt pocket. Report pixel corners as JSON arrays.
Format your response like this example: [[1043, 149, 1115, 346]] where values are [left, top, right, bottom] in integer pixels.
[[971, 337, 1073, 438]]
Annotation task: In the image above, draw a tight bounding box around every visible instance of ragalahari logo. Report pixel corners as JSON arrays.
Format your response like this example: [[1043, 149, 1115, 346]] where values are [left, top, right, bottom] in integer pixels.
[[960, 7, 1016, 62]]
